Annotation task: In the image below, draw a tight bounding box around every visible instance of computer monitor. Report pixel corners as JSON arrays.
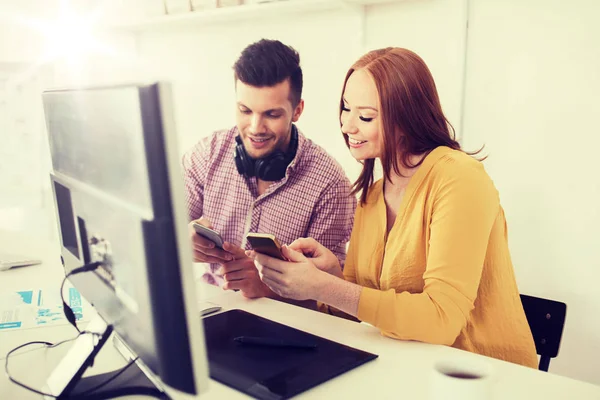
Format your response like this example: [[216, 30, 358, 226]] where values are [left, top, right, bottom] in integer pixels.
[[42, 82, 208, 398]]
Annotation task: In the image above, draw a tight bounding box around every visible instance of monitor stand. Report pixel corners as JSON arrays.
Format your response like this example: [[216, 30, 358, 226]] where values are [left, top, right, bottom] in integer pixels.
[[41, 315, 167, 400]]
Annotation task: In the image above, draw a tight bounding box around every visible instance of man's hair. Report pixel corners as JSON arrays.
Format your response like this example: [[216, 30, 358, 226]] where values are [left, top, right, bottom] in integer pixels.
[[233, 39, 303, 107]]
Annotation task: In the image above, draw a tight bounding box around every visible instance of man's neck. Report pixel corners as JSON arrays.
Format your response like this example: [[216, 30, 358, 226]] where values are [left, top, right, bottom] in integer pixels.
[[279, 126, 293, 153], [257, 179, 271, 196]]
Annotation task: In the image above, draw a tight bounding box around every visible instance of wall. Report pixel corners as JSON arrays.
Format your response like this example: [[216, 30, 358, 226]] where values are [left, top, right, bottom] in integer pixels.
[[461, 0, 600, 384], [0, 0, 58, 239]]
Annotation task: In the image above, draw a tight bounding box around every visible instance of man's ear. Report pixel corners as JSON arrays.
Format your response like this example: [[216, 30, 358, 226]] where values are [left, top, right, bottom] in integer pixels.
[[292, 99, 304, 122]]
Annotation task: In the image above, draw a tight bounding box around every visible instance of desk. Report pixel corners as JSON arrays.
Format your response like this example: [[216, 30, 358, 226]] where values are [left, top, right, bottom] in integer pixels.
[[1, 231, 599, 399]]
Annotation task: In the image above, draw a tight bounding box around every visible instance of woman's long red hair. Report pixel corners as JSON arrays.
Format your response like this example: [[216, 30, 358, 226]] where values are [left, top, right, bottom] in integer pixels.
[[340, 48, 484, 204]]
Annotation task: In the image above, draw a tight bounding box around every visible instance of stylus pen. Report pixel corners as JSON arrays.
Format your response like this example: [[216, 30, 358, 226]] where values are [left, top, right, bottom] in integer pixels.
[[233, 336, 318, 349]]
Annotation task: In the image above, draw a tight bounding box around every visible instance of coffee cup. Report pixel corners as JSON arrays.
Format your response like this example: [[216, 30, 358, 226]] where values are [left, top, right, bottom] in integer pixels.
[[429, 358, 494, 400]]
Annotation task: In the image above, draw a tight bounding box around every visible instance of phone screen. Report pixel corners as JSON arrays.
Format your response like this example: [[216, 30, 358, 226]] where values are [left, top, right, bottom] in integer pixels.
[[193, 223, 224, 249], [246, 234, 285, 260]]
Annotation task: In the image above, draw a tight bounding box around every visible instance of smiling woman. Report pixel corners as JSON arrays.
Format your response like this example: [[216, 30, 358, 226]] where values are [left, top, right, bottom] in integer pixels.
[[340, 69, 381, 159], [249, 47, 539, 369]]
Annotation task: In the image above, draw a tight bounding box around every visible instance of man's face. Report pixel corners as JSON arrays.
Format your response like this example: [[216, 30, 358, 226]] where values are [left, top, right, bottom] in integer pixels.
[[235, 79, 304, 159]]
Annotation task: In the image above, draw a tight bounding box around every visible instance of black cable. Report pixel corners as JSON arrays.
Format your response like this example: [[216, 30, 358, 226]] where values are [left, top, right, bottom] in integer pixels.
[[5, 261, 102, 398], [5, 261, 166, 399], [5, 340, 56, 397], [4, 335, 153, 399], [77, 357, 139, 396], [0, 333, 93, 362], [70, 386, 166, 400], [60, 261, 102, 334], [4, 331, 99, 398]]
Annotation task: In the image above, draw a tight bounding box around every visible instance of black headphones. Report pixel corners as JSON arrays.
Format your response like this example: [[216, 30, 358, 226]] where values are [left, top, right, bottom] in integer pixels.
[[234, 125, 299, 181]]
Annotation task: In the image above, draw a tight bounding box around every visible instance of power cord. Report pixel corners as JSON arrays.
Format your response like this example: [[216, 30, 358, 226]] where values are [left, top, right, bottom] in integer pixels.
[[76, 357, 139, 396], [60, 262, 102, 334], [5, 262, 167, 399], [4, 331, 100, 398], [3, 261, 138, 399]]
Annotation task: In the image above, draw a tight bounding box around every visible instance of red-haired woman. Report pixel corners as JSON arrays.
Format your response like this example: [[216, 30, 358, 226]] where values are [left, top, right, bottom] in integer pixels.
[[248, 48, 537, 367]]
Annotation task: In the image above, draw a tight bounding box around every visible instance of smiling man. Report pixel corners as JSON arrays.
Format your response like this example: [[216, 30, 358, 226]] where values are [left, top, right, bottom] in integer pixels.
[[182, 39, 356, 302]]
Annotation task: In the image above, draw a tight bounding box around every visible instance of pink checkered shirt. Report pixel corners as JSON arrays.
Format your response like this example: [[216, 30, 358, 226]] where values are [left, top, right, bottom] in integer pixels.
[[182, 126, 356, 286]]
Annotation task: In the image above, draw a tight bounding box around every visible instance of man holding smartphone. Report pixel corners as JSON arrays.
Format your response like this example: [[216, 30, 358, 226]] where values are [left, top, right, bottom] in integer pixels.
[[182, 39, 355, 300]]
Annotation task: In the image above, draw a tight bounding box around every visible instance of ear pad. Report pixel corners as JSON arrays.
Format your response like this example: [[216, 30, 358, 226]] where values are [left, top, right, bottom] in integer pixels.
[[255, 152, 290, 181], [233, 126, 299, 181], [234, 134, 256, 177]]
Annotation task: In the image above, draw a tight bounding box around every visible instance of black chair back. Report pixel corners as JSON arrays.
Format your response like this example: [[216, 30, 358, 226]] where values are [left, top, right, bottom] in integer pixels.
[[520, 294, 567, 372]]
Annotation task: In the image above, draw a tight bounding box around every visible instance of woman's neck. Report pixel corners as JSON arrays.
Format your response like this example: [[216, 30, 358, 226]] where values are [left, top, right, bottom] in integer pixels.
[[384, 153, 424, 190]]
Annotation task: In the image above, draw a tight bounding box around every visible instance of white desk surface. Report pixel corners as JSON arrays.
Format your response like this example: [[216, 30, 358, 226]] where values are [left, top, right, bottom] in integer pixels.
[[1, 231, 599, 399]]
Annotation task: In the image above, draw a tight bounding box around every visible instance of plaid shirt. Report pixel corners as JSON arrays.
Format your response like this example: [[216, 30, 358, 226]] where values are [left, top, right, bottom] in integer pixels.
[[182, 126, 356, 285]]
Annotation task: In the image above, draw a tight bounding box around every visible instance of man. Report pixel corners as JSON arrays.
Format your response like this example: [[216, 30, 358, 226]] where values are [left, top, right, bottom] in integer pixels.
[[182, 39, 355, 300]]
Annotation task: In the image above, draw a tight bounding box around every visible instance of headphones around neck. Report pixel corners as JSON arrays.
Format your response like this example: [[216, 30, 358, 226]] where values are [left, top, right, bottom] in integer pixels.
[[234, 125, 299, 182]]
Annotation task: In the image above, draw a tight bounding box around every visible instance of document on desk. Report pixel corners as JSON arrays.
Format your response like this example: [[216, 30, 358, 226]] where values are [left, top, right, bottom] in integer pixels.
[[0, 287, 90, 331]]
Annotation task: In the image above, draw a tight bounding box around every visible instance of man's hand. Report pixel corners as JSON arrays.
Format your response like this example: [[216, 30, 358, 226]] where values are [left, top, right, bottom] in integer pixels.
[[188, 218, 232, 264], [288, 237, 342, 277], [218, 242, 272, 299]]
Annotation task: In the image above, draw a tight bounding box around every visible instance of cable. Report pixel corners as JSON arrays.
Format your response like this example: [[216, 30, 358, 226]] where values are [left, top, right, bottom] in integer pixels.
[[60, 262, 102, 334], [77, 357, 139, 396], [4, 331, 99, 398], [4, 336, 148, 399], [4, 261, 103, 397], [71, 386, 166, 400], [5, 340, 56, 397], [5, 261, 165, 399]]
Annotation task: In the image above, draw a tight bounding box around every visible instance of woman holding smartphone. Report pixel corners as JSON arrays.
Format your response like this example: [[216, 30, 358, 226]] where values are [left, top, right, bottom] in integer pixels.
[[247, 47, 538, 367]]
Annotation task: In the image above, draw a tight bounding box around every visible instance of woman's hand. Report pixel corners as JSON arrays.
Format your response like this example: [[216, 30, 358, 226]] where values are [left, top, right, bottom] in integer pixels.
[[288, 238, 342, 277], [247, 245, 329, 301]]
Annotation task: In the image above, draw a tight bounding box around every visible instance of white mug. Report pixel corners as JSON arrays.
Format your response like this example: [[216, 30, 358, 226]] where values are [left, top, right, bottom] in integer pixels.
[[429, 358, 494, 400]]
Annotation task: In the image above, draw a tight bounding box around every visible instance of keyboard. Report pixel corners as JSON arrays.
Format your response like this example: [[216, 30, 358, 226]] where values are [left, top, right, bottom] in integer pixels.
[[0, 252, 42, 271]]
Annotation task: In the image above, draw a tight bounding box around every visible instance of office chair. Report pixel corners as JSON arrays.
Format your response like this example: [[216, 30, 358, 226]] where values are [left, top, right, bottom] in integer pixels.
[[520, 294, 567, 372]]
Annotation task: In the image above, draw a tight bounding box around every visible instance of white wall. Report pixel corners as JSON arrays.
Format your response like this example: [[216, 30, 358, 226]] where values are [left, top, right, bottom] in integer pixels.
[[365, 0, 467, 137], [462, 0, 600, 384], [0, 0, 55, 63], [0, 0, 59, 239], [0, 0, 138, 241]]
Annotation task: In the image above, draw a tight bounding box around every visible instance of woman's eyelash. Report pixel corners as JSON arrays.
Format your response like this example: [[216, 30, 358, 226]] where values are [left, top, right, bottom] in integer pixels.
[[342, 105, 374, 122]]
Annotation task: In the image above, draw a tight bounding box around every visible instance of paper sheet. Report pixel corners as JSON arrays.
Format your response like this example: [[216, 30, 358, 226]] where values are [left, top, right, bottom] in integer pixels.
[[0, 287, 88, 331]]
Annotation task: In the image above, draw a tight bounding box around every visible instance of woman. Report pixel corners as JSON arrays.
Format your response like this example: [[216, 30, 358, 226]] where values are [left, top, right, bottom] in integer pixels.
[[248, 48, 538, 367]]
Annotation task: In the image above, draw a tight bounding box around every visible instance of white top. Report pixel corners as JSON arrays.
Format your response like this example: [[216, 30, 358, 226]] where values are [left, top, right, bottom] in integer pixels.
[[1, 231, 599, 399]]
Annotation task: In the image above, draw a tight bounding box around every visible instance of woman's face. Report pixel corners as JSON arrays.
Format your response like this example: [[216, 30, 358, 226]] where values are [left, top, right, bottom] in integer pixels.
[[340, 68, 383, 161]]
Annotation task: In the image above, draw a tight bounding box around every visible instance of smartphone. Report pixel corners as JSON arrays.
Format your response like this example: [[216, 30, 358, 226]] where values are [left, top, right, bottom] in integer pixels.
[[246, 232, 286, 260], [193, 223, 224, 249]]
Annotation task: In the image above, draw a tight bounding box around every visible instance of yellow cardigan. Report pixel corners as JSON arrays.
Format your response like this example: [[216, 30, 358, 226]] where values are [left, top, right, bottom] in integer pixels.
[[341, 146, 537, 367]]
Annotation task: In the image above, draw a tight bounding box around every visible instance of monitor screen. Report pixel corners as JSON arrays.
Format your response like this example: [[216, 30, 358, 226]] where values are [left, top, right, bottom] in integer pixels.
[[42, 82, 208, 396]]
